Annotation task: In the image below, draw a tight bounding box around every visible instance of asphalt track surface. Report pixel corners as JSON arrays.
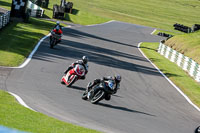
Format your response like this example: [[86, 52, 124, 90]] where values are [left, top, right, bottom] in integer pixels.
[[6, 21, 200, 133]]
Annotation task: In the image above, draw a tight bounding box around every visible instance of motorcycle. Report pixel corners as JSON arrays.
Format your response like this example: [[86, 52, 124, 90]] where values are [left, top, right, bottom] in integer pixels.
[[82, 79, 116, 104], [61, 64, 86, 87], [49, 31, 62, 48]]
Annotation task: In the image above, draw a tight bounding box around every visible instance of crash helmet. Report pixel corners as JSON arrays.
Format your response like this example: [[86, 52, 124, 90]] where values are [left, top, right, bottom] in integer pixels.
[[56, 21, 60, 25], [114, 74, 121, 83], [82, 56, 88, 64]]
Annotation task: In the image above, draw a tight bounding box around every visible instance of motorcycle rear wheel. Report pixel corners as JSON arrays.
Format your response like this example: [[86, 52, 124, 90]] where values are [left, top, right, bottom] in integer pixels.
[[90, 89, 105, 104]]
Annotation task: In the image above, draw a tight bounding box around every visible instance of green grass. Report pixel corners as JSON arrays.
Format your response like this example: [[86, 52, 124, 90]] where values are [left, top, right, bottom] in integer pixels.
[[0, 17, 56, 66], [0, 90, 100, 133], [40, 0, 200, 30], [165, 30, 200, 64], [140, 42, 200, 107]]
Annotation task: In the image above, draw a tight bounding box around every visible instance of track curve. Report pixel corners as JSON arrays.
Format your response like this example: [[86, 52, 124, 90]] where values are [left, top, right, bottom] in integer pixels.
[[6, 21, 200, 133]]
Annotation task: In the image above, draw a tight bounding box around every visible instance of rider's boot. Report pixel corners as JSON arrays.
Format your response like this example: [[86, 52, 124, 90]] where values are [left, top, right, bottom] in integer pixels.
[[105, 94, 111, 101]]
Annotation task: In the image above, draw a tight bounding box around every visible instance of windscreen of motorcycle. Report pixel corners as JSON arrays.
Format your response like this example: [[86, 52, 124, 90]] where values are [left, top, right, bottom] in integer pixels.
[[75, 64, 85, 76]]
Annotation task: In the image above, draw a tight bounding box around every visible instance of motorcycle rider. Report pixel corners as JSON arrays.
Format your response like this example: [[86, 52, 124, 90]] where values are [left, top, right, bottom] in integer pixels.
[[87, 74, 121, 100], [64, 56, 89, 79], [53, 21, 62, 30], [50, 26, 63, 44]]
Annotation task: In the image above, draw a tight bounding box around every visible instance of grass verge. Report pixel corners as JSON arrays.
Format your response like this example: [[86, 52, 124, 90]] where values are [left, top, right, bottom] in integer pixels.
[[165, 30, 200, 65], [0, 17, 57, 66], [140, 42, 200, 107], [0, 90, 100, 133]]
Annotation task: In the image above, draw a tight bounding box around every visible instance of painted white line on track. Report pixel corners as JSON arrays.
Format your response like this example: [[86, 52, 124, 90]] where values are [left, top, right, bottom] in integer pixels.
[[8, 92, 36, 112], [151, 29, 157, 35], [138, 42, 200, 112]]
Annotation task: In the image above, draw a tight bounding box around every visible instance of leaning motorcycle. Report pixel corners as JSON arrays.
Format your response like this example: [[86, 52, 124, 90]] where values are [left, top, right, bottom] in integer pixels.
[[49, 31, 61, 48], [61, 64, 86, 87], [82, 80, 116, 104]]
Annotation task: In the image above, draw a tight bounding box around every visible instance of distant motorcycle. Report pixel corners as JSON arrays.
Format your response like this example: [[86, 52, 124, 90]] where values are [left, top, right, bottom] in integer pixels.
[[61, 64, 86, 87], [49, 31, 62, 48], [82, 79, 116, 104]]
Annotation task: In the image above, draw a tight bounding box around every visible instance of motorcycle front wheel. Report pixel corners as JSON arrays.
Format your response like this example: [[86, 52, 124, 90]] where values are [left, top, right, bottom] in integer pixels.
[[66, 74, 77, 87], [90, 89, 105, 104], [50, 38, 56, 48], [82, 91, 88, 100]]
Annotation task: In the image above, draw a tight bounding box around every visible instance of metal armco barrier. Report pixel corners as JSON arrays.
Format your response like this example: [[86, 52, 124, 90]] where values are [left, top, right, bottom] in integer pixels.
[[158, 42, 200, 82], [0, 11, 10, 30]]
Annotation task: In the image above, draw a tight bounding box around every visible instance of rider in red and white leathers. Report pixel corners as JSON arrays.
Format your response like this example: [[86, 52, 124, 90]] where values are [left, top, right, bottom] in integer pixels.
[[64, 56, 89, 79]]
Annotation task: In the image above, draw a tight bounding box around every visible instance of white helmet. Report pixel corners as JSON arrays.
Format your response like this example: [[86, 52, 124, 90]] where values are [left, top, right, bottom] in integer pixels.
[[56, 21, 60, 25]]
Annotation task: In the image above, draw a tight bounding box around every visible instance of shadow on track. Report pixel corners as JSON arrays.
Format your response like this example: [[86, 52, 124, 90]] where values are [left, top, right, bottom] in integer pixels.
[[36, 39, 163, 77], [64, 28, 137, 48], [98, 102, 156, 117], [70, 85, 85, 91]]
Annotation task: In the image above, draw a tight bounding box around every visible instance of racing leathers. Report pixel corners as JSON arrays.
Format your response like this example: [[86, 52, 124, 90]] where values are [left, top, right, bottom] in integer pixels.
[[64, 60, 88, 79], [50, 28, 63, 43], [87, 76, 120, 100]]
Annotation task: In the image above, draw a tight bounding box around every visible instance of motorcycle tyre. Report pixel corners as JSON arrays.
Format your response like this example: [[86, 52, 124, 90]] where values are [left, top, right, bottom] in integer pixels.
[[90, 89, 105, 104], [66, 74, 77, 87], [50, 38, 56, 49], [61, 80, 65, 85], [195, 126, 200, 133], [82, 91, 88, 100]]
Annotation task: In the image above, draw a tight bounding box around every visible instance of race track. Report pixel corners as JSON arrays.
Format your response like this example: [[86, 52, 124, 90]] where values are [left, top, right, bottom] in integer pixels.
[[6, 21, 200, 133]]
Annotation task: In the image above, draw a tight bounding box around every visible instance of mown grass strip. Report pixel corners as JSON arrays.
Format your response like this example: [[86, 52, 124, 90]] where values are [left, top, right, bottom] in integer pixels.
[[0, 90, 100, 133], [140, 42, 200, 108]]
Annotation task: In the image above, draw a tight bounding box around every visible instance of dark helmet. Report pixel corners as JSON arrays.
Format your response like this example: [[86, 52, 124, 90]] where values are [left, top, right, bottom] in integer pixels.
[[82, 56, 88, 64], [114, 74, 121, 83]]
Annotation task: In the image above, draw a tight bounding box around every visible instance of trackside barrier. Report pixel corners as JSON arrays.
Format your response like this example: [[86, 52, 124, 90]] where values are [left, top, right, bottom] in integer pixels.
[[0, 11, 10, 30], [158, 42, 200, 82], [27, 0, 44, 17]]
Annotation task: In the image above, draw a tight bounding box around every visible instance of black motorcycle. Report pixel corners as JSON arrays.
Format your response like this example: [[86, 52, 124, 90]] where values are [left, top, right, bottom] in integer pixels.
[[49, 31, 61, 48], [82, 80, 116, 104]]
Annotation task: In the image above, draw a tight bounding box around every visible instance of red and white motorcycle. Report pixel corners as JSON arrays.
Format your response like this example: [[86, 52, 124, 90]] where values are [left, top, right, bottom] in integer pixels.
[[61, 64, 86, 87]]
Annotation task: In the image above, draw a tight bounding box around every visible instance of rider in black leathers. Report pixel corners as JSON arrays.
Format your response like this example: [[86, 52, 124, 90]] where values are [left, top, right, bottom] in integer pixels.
[[64, 56, 89, 79], [87, 74, 121, 100]]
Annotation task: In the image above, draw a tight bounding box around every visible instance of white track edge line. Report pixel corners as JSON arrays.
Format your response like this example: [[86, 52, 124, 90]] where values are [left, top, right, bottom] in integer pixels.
[[151, 29, 157, 35], [138, 42, 200, 112], [8, 92, 36, 112], [0, 33, 50, 69]]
